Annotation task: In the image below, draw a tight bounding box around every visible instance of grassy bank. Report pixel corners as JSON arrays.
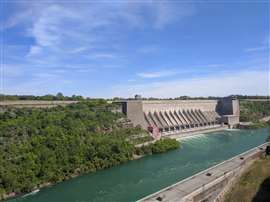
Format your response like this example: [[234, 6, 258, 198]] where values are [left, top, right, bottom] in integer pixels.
[[224, 156, 270, 202]]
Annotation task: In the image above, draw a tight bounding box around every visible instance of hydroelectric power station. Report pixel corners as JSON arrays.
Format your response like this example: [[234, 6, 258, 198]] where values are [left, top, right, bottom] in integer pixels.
[[116, 97, 240, 138]]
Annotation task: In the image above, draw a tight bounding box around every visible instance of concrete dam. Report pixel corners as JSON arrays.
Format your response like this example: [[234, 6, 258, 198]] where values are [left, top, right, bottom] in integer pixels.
[[116, 97, 240, 137]]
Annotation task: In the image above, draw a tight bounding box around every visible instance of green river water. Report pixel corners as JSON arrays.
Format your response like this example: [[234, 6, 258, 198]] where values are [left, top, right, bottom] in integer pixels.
[[7, 128, 270, 202]]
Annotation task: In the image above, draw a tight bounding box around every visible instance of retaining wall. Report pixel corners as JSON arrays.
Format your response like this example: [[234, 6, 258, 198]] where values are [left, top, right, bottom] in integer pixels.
[[138, 142, 268, 202]]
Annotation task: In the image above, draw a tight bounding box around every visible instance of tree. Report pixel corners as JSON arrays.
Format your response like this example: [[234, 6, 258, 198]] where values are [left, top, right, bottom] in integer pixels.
[[56, 92, 64, 100]]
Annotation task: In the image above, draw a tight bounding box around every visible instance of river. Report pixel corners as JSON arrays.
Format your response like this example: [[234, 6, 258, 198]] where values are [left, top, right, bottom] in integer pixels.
[[8, 127, 269, 202]]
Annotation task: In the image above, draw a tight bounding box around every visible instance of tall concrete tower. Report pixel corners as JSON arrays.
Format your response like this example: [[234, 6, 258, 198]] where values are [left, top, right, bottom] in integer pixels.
[[218, 97, 240, 128]]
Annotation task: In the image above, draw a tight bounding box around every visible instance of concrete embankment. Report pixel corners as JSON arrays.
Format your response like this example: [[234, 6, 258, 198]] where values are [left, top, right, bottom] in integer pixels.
[[138, 142, 269, 202]]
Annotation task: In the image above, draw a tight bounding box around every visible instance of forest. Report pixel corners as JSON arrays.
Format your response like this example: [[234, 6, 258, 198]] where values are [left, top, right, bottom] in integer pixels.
[[0, 100, 179, 200]]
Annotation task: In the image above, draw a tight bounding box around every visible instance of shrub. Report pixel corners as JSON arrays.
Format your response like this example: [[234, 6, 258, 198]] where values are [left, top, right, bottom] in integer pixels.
[[151, 138, 180, 154]]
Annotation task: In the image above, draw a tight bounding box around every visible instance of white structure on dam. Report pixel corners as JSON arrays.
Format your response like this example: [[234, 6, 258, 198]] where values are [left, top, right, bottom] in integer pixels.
[[116, 97, 239, 137]]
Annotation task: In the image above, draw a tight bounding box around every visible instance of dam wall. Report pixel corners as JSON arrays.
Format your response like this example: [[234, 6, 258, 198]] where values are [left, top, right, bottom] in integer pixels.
[[116, 97, 240, 137], [142, 100, 218, 113], [138, 142, 268, 202]]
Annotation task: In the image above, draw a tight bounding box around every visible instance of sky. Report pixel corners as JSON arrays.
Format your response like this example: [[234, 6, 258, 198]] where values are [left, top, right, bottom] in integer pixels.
[[1, 0, 269, 98]]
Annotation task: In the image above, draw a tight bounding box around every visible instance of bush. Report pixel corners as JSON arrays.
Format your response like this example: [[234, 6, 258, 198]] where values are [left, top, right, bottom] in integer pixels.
[[135, 145, 153, 155], [151, 138, 180, 154], [135, 138, 180, 156]]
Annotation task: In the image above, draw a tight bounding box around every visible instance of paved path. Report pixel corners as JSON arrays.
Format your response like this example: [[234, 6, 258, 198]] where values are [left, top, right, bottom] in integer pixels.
[[261, 116, 270, 122]]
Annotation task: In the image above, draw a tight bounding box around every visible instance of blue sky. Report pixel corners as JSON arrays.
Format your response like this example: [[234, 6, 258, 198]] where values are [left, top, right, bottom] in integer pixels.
[[1, 0, 269, 98]]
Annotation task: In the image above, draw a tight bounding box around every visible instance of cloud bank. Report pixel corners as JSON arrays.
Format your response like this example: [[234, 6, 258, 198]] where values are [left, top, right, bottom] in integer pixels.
[[111, 70, 270, 98]]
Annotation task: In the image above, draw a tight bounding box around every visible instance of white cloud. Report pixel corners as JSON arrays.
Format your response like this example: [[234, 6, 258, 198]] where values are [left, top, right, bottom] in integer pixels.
[[136, 65, 228, 79], [112, 70, 270, 98], [245, 36, 270, 52], [245, 46, 268, 52], [28, 46, 42, 56], [1, 8, 32, 30], [34, 72, 58, 79], [91, 53, 116, 59], [137, 70, 178, 78], [69, 47, 88, 54], [137, 45, 158, 54], [205, 64, 224, 68], [3, 1, 196, 85], [152, 1, 195, 29], [7, 1, 195, 58]]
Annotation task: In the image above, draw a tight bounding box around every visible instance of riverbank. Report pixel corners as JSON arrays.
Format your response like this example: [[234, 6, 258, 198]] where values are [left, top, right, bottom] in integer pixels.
[[1, 138, 179, 201], [239, 121, 269, 129], [223, 155, 270, 202]]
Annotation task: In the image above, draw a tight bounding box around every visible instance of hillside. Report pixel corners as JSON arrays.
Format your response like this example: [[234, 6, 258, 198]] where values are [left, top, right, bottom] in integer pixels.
[[240, 100, 270, 122]]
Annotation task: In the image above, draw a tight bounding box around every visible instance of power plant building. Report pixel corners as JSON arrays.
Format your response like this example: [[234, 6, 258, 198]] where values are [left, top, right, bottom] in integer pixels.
[[116, 97, 239, 137]]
